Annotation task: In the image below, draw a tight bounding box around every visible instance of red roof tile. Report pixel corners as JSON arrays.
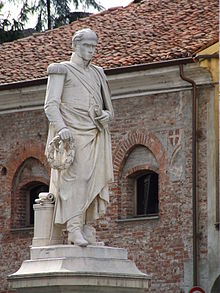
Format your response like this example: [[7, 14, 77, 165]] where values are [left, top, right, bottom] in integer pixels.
[[0, 0, 218, 85]]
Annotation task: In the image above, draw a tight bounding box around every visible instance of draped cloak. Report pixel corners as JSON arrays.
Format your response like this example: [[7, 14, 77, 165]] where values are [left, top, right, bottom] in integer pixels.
[[44, 59, 114, 224]]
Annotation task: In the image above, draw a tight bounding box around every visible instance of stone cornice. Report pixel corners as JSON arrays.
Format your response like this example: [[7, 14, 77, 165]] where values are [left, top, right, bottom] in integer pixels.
[[108, 62, 213, 100], [0, 62, 214, 114]]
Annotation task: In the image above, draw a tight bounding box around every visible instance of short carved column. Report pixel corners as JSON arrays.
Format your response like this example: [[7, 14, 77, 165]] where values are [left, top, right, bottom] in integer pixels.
[[32, 192, 63, 246]]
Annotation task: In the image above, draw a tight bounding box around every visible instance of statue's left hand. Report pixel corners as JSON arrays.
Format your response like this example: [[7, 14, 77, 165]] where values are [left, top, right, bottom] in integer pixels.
[[95, 111, 110, 128], [58, 127, 74, 140]]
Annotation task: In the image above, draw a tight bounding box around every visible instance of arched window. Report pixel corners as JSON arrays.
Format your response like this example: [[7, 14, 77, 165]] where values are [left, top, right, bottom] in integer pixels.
[[118, 145, 159, 220], [136, 171, 158, 216], [12, 181, 49, 229], [11, 157, 49, 229]]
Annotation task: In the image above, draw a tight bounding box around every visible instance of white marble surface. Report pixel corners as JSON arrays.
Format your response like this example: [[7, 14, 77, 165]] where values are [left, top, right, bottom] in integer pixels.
[[8, 245, 150, 292], [30, 244, 128, 260], [32, 202, 63, 247], [14, 245, 142, 276], [44, 29, 114, 229]]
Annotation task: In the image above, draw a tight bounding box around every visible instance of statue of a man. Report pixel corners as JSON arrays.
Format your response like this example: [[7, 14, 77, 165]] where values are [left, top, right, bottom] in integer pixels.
[[44, 28, 114, 247]]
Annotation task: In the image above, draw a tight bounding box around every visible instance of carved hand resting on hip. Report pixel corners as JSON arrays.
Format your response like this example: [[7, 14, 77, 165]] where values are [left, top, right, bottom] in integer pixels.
[[58, 127, 74, 140]]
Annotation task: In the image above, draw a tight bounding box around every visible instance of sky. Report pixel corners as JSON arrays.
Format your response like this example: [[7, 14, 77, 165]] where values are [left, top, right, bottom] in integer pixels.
[[1, 0, 132, 29]]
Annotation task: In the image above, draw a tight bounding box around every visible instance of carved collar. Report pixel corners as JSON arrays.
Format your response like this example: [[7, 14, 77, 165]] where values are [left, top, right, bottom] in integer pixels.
[[70, 53, 91, 70]]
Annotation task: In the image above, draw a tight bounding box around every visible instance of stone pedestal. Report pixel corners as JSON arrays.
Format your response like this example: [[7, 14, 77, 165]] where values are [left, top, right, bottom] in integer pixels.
[[32, 203, 63, 246], [32, 193, 63, 246], [8, 245, 150, 293], [8, 192, 150, 292]]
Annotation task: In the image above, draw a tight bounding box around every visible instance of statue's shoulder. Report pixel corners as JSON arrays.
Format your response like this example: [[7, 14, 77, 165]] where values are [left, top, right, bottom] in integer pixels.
[[91, 64, 106, 78], [92, 64, 104, 72], [47, 63, 68, 75]]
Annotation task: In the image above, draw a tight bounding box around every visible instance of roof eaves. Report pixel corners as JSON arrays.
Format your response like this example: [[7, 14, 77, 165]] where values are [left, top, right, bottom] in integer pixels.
[[0, 77, 47, 91], [195, 41, 219, 56], [193, 39, 219, 56], [105, 57, 194, 75], [0, 57, 194, 91]]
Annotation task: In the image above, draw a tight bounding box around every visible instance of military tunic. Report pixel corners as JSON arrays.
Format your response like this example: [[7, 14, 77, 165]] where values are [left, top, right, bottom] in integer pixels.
[[44, 55, 114, 224]]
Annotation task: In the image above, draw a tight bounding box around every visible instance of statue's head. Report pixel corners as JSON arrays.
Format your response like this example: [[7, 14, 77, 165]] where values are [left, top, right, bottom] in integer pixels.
[[72, 28, 98, 61]]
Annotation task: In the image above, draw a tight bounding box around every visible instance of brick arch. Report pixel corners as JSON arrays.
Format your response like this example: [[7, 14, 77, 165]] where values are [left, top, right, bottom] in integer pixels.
[[113, 129, 168, 180], [114, 130, 168, 220], [6, 141, 49, 188], [7, 142, 50, 229], [14, 177, 49, 193], [125, 164, 159, 178], [11, 178, 49, 229]]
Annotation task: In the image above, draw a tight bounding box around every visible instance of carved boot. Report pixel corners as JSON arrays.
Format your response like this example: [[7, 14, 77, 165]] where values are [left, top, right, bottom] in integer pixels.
[[68, 229, 88, 247], [82, 225, 96, 244]]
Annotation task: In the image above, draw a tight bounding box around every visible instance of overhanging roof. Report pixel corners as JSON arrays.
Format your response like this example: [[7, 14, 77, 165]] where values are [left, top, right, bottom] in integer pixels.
[[0, 0, 218, 85]]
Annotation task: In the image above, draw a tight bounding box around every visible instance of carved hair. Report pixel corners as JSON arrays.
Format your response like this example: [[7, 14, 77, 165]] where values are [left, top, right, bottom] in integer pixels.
[[72, 28, 98, 51]]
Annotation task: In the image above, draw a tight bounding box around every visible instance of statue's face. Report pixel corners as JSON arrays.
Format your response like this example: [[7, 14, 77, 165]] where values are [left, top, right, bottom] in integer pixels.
[[75, 39, 97, 62]]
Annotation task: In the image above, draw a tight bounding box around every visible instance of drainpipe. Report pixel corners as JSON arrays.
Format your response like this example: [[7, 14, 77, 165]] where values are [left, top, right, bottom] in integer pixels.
[[179, 64, 198, 286]]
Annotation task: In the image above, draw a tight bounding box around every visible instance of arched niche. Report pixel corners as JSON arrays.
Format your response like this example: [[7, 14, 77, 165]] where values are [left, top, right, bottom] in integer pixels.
[[119, 145, 159, 219], [11, 157, 49, 229]]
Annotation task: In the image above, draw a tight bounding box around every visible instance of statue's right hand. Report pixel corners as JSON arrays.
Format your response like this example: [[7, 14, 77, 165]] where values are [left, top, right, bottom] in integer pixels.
[[58, 128, 73, 140]]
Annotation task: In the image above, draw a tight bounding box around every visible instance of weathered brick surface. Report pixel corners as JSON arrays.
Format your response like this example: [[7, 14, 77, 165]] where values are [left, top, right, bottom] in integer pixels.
[[0, 110, 49, 292], [0, 87, 211, 292]]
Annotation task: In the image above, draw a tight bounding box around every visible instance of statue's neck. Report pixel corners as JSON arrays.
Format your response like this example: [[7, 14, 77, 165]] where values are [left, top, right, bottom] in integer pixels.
[[70, 53, 90, 69]]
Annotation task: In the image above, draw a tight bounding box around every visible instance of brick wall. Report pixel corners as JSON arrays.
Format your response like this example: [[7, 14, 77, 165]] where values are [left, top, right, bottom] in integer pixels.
[[0, 110, 49, 292], [11, 157, 49, 228], [0, 86, 212, 292]]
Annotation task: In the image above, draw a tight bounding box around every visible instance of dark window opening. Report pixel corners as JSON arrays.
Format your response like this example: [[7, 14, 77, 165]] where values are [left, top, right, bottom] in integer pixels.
[[136, 171, 158, 216], [28, 184, 49, 226], [1, 166, 7, 176]]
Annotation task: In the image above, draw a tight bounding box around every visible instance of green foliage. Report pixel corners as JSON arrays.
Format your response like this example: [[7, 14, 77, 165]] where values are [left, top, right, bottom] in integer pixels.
[[0, 0, 103, 42], [0, 1, 24, 43], [8, 0, 103, 31]]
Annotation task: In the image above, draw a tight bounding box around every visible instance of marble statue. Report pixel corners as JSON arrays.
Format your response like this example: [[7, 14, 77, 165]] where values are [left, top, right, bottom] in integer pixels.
[[44, 28, 114, 247]]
